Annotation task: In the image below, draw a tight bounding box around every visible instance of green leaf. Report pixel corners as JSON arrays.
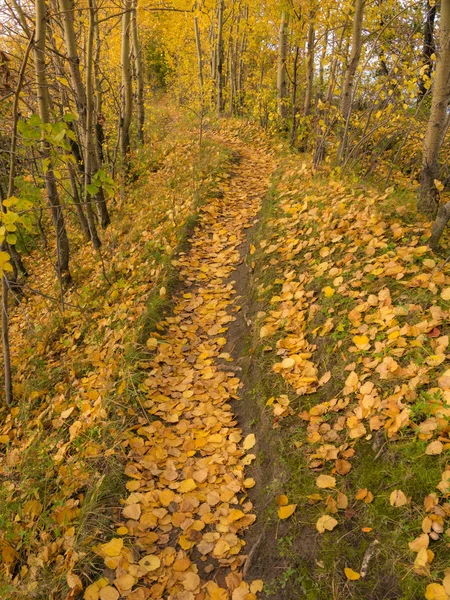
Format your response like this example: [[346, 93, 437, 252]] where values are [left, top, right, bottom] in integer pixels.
[[28, 114, 42, 127], [6, 234, 17, 245], [63, 112, 76, 123], [87, 184, 99, 195]]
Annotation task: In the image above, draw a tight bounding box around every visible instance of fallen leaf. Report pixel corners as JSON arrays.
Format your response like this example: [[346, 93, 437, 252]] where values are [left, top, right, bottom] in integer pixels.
[[316, 474, 336, 489], [344, 568, 361, 581], [316, 515, 338, 533], [243, 434, 256, 450], [278, 504, 296, 519], [390, 490, 409, 507]]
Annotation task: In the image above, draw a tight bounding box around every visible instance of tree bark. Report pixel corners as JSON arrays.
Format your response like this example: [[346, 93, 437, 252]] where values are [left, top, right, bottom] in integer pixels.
[[418, 0, 437, 102], [131, 0, 145, 144], [290, 46, 299, 146], [304, 16, 315, 116], [216, 0, 225, 115], [277, 11, 288, 119], [121, 0, 133, 163], [34, 0, 71, 285], [419, 0, 450, 228], [340, 0, 365, 122]]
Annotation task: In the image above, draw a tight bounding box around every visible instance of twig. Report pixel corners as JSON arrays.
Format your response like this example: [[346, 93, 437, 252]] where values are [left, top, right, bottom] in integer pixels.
[[242, 529, 265, 579], [360, 540, 380, 578]]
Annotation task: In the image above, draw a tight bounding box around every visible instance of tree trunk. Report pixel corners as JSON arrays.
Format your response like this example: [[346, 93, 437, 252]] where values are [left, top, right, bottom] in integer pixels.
[[277, 11, 288, 119], [420, 0, 450, 237], [121, 0, 133, 163], [131, 0, 145, 144], [216, 0, 225, 115], [290, 46, 299, 146], [34, 0, 71, 285], [418, 0, 437, 102], [194, 16, 205, 147], [304, 16, 315, 116], [85, 0, 103, 247], [59, 0, 109, 234], [340, 0, 365, 122]]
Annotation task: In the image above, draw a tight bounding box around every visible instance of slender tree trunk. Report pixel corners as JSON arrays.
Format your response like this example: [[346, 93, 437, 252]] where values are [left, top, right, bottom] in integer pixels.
[[131, 0, 144, 144], [34, 0, 71, 284], [420, 0, 450, 245], [340, 0, 365, 120], [339, 0, 365, 161], [85, 1, 103, 247], [94, 11, 105, 165], [290, 45, 299, 146], [318, 18, 329, 102], [304, 16, 315, 116], [277, 11, 288, 119], [59, 0, 108, 234], [68, 164, 91, 239], [216, 0, 225, 115], [1, 276, 11, 405], [418, 0, 437, 102], [194, 16, 205, 148], [11, 0, 31, 37], [121, 0, 133, 164]]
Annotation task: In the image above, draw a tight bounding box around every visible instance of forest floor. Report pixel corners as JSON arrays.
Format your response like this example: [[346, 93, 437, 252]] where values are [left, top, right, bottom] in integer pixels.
[[2, 112, 450, 600]]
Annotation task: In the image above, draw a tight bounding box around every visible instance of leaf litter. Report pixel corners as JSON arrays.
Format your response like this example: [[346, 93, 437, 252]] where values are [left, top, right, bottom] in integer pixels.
[[255, 157, 450, 596], [90, 138, 275, 599]]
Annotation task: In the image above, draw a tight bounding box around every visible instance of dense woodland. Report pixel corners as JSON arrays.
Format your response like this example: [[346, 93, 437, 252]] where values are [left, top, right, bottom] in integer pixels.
[[3, 0, 450, 599]]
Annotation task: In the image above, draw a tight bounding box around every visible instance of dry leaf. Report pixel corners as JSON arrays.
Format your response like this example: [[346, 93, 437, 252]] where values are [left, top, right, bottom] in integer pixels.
[[344, 568, 361, 581], [243, 434, 256, 450], [389, 490, 409, 507], [278, 504, 296, 519], [316, 515, 338, 533], [316, 474, 336, 489]]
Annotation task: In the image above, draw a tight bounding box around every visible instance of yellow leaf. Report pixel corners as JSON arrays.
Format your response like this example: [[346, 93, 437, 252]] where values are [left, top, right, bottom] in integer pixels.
[[114, 574, 135, 591], [434, 179, 445, 192], [139, 555, 161, 572], [99, 587, 119, 600], [84, 583, 100, 600], [100, 538, 123, 557], [409, 533, 429, 553], [182, 572, 201, 591], [316, 474, 336, 489], [353, 335, 370, 350], [278, 504, 296, 519], [250, 580, 264, 593], [280, 357, 295, 369], [122, 503, 141, 520], [146, 337, 158, 350], [276, 494, 288, 506], [243, 433, 256, 450], [344, 568, 361, 581], [441, 288, 450, 300], [179, 478, 197, 493], [323, 286, 335, 298], [425, 583, 449, 600], [316, 515, 338, 533], [390, 489, 409, 507], [355, 488, 368, 501], [426, 440, 443, 455]]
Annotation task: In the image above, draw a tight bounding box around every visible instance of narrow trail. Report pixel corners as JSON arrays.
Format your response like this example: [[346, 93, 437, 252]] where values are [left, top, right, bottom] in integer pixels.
[[92, 136, 275, 600]]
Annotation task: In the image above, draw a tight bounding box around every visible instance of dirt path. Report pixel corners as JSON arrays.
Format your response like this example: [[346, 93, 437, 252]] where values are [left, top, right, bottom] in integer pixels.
[[90, 136, 275, 600]]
